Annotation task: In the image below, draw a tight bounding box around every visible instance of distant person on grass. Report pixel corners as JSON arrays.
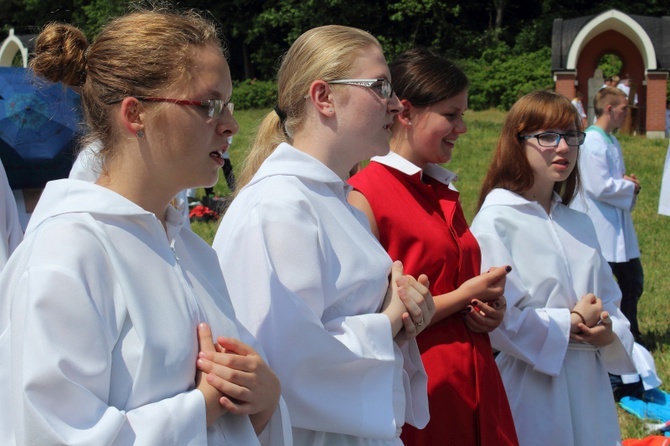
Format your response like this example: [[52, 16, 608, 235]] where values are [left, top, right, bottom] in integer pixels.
[[0, 158, 21, 272], [570, 87, 644, 345], [659, 136, 670, 216], [571, 91, 587, 129]]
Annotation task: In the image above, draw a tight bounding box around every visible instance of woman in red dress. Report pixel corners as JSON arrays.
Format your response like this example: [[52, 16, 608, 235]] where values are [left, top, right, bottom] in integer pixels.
[[348, 48, 518, 445]]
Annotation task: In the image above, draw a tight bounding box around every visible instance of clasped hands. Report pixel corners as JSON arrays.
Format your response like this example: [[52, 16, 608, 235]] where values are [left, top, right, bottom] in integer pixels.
[[381, 260, 436, 342], [624, 173, 641, 195], [195, 323, 280, 433], [458, 265, 511, 333], [569, 293, 616, 347]]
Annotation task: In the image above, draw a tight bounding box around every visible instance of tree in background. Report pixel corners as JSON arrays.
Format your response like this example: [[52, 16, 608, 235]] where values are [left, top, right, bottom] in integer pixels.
[[598, 53, 624, 79], [1, 0, 669, 110]]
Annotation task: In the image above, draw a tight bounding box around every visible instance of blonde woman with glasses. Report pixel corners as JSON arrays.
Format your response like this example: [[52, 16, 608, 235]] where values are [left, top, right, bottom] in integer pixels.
[[213, 25, 435, 445]]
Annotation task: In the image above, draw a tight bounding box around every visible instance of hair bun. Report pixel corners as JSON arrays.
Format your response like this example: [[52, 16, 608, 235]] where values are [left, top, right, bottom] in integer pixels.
[[30, 23, 89, 87]]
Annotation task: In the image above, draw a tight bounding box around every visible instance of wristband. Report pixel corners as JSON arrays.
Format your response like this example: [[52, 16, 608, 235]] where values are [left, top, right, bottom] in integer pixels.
[[570, 310, 587, 325]]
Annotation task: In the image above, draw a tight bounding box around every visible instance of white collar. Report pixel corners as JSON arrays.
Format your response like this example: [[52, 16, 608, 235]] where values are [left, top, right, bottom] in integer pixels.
[[481, 188, 563, 212], [370, 151, 458, 186]]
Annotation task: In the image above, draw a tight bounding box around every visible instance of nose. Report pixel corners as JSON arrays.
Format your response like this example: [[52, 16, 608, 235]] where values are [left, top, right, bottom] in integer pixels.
[[388, 93, 403, 115], [456, 116, 467, 135], [217, 111, 239, 137], [555, 135, 570, 153]]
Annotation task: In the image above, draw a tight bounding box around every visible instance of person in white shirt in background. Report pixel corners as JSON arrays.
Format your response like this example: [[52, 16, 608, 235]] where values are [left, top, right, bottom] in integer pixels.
[[570, 87, 643, 344], [617, 76, 638, 106], [660, 104, 670, 216], [0, 8, 291, 445], [0, 157, 22, 446], [571, 90, 587, 129], [659, 141, 670, 216], [0, 159, 22, 268]]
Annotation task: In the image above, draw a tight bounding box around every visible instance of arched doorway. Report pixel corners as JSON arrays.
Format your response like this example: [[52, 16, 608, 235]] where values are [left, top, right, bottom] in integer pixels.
[[0, 29, 32, 68], [552, 9, 669, 138], [578, 30, 645, 131]]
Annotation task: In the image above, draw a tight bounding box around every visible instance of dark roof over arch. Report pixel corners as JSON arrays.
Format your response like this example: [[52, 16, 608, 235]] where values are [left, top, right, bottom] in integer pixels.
[[16, 34, 36, 50], [552, 9, 670, 71]]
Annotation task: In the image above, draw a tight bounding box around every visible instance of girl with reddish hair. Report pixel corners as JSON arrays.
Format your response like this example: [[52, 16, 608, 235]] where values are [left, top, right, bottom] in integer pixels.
[[471, 90, 635, 445]]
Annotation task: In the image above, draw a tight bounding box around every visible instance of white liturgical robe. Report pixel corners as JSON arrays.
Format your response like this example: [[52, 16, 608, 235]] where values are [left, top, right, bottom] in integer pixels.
[[569, 127, 639, 262], [214, 143, 429, 446], [0, 179, 291, 445], [0, 158, 21, 272], [471, 188, 635, 446], [658, 140, 670, 216]]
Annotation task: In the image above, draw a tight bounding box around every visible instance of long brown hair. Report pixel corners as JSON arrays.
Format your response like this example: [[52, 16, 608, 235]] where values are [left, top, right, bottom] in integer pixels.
[[477, 90, 582, 210]]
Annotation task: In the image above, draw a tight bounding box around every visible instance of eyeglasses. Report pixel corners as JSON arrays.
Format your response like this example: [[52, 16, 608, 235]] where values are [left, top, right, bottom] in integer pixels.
[[519, 131, 586, 148], [327, 78, 394, 99], [136, 97, 234, 119]]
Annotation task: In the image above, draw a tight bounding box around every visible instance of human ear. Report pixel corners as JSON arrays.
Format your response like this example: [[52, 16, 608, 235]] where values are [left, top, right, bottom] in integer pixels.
[[307, 80, 335, 117], [119, 97, 145, 137], [397, 99, 413, 128]]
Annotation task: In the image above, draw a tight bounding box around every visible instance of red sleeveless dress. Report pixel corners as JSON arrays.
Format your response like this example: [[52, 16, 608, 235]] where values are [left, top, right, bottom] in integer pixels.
[[349, 160, 518, 446]]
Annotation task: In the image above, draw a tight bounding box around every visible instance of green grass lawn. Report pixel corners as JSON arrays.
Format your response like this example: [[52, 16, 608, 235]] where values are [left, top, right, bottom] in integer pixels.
[[195, 108, 670, 440]]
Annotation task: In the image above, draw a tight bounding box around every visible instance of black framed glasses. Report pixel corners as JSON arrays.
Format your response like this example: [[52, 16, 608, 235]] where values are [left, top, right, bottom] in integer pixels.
[[327, 78, 394, 99], [519, 131, 586, 148], [136, 97, 234, 119]]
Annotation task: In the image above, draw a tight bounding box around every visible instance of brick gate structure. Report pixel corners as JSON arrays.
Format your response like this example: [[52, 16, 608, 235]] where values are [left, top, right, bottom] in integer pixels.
[[552, 9, 670, 139]]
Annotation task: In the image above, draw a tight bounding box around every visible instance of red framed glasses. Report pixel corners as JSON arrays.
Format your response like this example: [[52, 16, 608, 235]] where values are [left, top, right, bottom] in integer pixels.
[[136, 97, 233, 119]]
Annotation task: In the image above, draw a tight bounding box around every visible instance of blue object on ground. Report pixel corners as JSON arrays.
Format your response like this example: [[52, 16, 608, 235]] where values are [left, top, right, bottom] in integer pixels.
[[620, 388, 670, 437]]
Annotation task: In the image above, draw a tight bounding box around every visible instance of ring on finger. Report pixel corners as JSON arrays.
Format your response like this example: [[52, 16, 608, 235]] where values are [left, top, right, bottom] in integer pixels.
[[414, 318, 424, 327]]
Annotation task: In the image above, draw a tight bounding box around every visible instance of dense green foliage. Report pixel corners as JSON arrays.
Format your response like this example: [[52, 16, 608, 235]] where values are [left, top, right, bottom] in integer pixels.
[[2, 0, 670, 109], [462, 45, 554, 110], [233, 42, 556, 111], [598, 53, 624, 79], [232, 79, 277, 110]]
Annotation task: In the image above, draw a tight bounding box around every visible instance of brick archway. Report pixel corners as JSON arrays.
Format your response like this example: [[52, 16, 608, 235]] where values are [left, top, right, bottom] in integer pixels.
[[552, 9, 669, 138], [577, 30, 645, 129]]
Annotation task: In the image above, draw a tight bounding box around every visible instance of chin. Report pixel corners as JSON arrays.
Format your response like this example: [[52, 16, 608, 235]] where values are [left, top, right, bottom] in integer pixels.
[[198, 173, 219, 189], [371, 144, 391, 158], [433, 154, 451, 165]]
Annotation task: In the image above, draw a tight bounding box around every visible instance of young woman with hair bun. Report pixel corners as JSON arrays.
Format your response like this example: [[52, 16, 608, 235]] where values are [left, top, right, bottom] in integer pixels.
[[0, 8, 290, 445]]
